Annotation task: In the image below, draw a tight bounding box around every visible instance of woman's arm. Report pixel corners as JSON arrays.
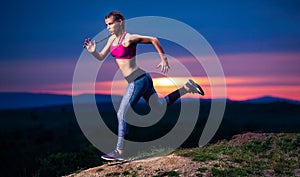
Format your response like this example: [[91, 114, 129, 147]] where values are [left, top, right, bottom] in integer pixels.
[[128, 34, 170, 73], [84, 36, 114, 61]]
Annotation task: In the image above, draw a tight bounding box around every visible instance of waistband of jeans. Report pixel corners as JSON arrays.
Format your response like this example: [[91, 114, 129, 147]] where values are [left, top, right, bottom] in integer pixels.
[[125, 68, 146, 83]]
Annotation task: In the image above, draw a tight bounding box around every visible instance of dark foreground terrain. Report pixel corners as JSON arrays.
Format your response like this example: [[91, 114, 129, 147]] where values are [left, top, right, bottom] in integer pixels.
[[66, 132, 300, 177], [0, 99, 299, 177]]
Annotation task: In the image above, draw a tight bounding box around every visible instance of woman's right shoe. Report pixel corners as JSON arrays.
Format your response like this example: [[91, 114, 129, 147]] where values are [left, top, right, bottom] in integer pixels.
[[101, 149, 124, 161], [186, 79, 205, 96]]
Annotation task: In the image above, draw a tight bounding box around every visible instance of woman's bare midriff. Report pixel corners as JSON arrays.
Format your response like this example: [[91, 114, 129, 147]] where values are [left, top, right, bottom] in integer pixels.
[[115, 57, 139, 77]]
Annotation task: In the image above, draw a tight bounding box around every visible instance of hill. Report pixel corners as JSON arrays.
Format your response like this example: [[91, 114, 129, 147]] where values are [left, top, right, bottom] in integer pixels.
[[244, 95, 300, 104], [0, 95, 299, 177], [0, 92, 299, 110], [65, 132, 300, 177], [0, 92, 122, 110]]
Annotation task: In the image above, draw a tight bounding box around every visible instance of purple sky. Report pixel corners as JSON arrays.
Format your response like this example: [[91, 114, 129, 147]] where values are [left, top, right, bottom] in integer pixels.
[[1, 0, 300, 100]]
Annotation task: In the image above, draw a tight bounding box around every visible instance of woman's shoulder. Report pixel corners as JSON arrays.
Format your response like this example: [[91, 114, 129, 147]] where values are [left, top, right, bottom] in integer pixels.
[[126, 33, 142, 38], [108, 35, 116, 42], [126, 33, 147, 42], [125, 32, 134, 39]]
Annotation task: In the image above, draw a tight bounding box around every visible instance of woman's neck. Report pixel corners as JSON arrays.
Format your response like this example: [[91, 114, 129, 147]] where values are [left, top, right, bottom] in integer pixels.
[[115, 30, 125, 38], [114, 30, 126, 45]]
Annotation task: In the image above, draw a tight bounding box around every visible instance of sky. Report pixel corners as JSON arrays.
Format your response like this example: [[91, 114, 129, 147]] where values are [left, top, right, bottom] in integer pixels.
[[1, 0, 300, 101]]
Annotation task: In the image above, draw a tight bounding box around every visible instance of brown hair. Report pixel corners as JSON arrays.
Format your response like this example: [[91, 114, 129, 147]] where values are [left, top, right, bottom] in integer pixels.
[[105, 11, 125, 21]]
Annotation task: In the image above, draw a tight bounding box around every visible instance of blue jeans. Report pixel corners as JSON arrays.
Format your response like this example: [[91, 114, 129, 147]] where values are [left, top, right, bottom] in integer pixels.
[[116, 70, 187, 150]]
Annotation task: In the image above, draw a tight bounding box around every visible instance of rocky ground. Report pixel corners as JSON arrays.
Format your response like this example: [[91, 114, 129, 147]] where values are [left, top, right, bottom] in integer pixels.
[[65, 132, 300, 177], [65, 154, 205, 177]]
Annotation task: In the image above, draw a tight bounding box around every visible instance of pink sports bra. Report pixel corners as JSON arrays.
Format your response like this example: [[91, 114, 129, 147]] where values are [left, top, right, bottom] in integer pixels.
[[110, 32, 136, 59]]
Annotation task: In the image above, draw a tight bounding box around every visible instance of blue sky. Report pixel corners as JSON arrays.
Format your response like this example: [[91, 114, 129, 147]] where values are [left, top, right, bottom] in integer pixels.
[[1, 0, 300, 100], [1, 0, 299, 60]]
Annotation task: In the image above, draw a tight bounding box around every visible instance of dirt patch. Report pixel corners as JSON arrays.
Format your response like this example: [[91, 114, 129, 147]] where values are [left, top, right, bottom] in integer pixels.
[[65, 154, 213, 177], [227, 132, 274, 146]]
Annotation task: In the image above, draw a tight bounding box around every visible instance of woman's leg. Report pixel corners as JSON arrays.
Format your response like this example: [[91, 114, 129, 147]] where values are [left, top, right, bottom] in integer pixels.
[[143, 75, 204, 108], [102, 72, 151, 160], [116, 75, 150, 150], [142, 74, 167, 111], [143, 85, 187, 108], [164, 80, 205, 106]]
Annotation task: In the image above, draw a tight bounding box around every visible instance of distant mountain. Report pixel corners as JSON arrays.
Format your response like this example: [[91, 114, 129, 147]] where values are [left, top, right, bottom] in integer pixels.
[[0, 92, 299, 110], [0, 92, 71, 110], [245, 96, 300, 104], [0, 92, 121, 110]]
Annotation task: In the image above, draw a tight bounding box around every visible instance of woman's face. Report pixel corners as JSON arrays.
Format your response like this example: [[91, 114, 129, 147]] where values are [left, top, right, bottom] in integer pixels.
[[105, 16, 122, 35]]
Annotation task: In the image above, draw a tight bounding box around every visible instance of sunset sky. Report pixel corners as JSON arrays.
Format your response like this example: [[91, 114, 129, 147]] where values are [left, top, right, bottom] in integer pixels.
[[1, 0, 300, 101]]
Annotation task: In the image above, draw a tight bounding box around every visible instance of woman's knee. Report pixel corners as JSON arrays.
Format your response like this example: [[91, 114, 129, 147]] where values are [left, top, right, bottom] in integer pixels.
[[117, 109, 124, 121], [148, 94, 167, 112]]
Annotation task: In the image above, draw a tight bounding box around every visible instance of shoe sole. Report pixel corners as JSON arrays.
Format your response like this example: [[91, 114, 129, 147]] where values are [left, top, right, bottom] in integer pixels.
[[101, 156, 124, 161], [189, 79, 205, 96]]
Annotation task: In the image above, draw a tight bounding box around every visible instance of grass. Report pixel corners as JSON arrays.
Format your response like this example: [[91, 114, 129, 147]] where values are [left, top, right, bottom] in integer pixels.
[[152, 170, 180, 177], [127, 146, 174, 161], [176, 133, 300, 176]]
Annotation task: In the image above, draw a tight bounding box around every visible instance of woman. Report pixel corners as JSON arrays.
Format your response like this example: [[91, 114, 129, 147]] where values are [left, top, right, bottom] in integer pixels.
[[84, 11, 204, 161]]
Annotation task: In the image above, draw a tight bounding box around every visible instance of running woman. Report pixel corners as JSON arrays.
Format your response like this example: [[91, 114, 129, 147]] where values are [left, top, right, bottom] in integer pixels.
[[84, 11, 204, 161]]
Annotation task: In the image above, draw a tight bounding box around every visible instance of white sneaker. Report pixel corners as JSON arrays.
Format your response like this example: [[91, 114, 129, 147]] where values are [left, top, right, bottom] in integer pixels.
[[101, 150, 124, 161], [185, 79, 205, 95]]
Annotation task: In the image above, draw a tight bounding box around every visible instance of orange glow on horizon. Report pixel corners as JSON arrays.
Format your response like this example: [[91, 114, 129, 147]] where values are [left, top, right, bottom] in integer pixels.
[[1, 52, 299, 102], [25, 75, 300, 101]]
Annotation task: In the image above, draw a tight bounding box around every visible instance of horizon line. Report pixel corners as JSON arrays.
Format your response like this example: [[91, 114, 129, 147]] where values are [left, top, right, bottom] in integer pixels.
[[1, 91, 299, 102]]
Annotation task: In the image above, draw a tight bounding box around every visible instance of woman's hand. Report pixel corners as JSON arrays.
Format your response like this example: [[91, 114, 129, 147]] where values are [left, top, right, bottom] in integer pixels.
[[156, 59, 170, 74], [83, 38, 97, 54]]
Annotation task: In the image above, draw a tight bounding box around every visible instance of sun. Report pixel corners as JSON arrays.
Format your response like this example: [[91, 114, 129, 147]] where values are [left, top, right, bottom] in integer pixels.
[[153, 77, 188, 87]]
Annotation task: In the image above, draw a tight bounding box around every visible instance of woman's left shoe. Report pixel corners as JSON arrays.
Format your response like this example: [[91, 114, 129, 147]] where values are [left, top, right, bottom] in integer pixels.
[[101, 149, 124, 161], [185, 79, 205, 96]]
